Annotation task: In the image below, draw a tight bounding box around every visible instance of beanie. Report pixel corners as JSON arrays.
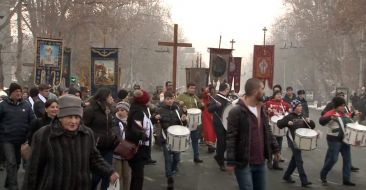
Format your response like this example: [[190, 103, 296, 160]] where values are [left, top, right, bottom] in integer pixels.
[[291, 99, 302, 109], [116, 101, 130, 112], [332, 96, 346, 108], [8, 83, 22, 95], [58, 95, 83, 118], [133, 89, 150, 105]]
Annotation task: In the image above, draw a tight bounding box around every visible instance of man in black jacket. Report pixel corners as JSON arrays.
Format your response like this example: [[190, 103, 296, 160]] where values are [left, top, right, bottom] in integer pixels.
[[0, 83, 36, 190], [226, 78, 280, 190], [208, 82, 230, 171]]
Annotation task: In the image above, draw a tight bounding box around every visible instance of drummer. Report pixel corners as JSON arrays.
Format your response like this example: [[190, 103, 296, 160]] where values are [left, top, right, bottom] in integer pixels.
[[265, 90, 291, 170], [319, 97, 358, 186], [277, 99, 315, 187], [152, 91, 187, 189], [176, 83, 204, 163]]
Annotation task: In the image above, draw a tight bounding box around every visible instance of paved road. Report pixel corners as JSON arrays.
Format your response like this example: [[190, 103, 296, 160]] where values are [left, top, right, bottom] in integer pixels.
[[0, 109, 365, 190]]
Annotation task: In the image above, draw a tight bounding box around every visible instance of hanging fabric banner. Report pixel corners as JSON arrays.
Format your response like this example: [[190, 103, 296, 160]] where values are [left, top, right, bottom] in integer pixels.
[[91, 48, 118, 96], [62, 48, 71, 88], [208, 48, 232, 83], [34, 38, 63, 87], [253, 45, 275, 88], [228, 57, 241, 93], [185, 68, 210, 96]]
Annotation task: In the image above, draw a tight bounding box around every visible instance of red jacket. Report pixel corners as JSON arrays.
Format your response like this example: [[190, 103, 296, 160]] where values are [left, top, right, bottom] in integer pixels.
[[265, 99, 290, 118]]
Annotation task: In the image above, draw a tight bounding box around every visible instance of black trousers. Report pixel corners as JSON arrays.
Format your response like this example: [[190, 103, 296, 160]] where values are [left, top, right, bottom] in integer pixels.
[[213, 123, 226, 166], [128, 145, 149, 190]]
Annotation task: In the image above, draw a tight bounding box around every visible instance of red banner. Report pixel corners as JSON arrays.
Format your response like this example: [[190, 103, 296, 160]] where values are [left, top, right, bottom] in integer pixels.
[[228, 57, 241, 93], [253, 45, 275, 88], [208, 48, 233, 83], [185, 68, 210, 96]]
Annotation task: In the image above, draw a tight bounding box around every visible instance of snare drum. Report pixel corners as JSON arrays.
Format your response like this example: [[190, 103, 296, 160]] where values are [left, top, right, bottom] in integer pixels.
[[294, 128, 318, 151], [270, 115, 287, 137], [167, 125, 191, 152], [187, 108, 202, 127], [343, 123, 366, 146]]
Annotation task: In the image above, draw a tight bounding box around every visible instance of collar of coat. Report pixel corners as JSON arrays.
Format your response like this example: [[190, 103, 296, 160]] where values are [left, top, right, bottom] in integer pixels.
[[49, 119, 90, 138]]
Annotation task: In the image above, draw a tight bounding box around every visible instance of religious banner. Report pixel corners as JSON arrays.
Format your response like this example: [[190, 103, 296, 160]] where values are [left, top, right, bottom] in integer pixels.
[[91, 48, 118, 96], [305, 90, 314, 102], [228, 57, 242, 93], [186, 68, 210, 96], [62, 48, 71, 88], [253, 45, 275, 88], [208, 48, 233, 83], [34, 38, 63, 87]]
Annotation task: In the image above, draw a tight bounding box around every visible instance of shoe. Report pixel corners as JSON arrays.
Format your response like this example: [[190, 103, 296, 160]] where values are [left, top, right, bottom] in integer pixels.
[[208, 146, 216, 153], [343, 181, 356, 186], [194, 158, 203, 163], [279, 159, 285, 162], [302, 182, 312, 187], [283, 177, 295, 183], [219, 165, 226, 172], [273, 166, 283, 171], [146, 159, 157, 165], [351, 166, 360, 172], [320, 177, 327, 184], [167, 177, 174, 189]]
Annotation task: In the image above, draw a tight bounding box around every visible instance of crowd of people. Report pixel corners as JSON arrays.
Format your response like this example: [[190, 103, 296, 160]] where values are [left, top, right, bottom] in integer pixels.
[[0, 78, 363, 190]]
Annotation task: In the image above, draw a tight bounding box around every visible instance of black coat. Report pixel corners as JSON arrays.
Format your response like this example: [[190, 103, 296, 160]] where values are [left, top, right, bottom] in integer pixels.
[[226, 99, 280, 168], [22, 120, 114, 190], [0, 97, 35, 144], [83, 99, 117, 151], [297, 97, 309, 118], [33, 100, 45, 118], [28, 115, 52, 145], [208, 93, 230, 128], [277, 112, 315, 141]]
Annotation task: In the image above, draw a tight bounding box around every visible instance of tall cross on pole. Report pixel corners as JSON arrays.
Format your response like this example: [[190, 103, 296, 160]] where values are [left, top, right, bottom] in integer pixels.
[[230, 39, 236, 50], [158, 24, 192, 92]]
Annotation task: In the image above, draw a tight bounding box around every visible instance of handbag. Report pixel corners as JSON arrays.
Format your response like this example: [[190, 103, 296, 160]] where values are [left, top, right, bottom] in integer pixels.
[[113, 140, 139, 160]]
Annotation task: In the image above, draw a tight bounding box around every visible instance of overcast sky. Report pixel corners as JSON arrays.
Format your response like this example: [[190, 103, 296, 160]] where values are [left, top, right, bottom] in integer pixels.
[[163, 0, 285, 66]]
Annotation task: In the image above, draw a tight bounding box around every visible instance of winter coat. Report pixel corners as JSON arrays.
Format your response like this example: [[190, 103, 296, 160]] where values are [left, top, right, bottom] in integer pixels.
[[176, 92, 203, 109], [0, 97, 35, 144], [22, 120, 114, 190], [319, 109, 353, 142], [208, 93, 231, 128], [283, 94, 297, 104], [226, 99, 280, 168], [83, 99, 118, 151], [28, 115, 52, 145], [277, 112, 315, 142], [265, 98, 290, 118], [33, 100, 45, 118], [297, 97, 309, 118]]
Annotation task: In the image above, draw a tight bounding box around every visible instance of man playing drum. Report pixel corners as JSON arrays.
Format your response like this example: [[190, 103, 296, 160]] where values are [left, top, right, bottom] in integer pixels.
[[319, 97, 357, 186], [277, 99, 315, 187], [208, 82, 231, 171], [265, 90, 290, 170], [153, 91, 187, 189], [176, 83, 204, 163]]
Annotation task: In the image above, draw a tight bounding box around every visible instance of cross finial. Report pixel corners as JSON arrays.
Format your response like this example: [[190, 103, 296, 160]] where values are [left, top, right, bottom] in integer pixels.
[[230, 39, 236, 50]]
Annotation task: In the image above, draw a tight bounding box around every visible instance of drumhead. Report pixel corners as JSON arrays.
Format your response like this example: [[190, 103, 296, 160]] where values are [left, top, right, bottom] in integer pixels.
[[187, 108, 201, 114], [295, 128, 317, 137], [346, 123, 366, 131], [167, 125, 190, 135], [271, 115, 284, 123], [222, 104, 235, 130]]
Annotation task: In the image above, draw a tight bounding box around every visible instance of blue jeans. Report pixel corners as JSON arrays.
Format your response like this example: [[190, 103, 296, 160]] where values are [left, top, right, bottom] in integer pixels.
[[320, 140, 351, 182], [91, 150, 113, 190], [190, 130, 200, 160], [3, 142, 21, 190], [162, 143, 180, 177], [284, 141, 308, 185], [235, 164, 266, 190]]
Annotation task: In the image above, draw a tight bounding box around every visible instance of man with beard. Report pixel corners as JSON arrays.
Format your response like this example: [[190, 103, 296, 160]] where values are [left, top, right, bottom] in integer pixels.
[[226, 78, 280, 190]]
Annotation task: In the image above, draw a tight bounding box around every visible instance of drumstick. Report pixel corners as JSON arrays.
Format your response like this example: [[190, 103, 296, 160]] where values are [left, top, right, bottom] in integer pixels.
[[175, 109, 184, 126]]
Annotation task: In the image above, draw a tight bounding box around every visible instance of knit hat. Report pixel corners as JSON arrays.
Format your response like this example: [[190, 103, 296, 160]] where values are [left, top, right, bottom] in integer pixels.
[[291, 99, 302, 109], [58, 95, 83, 118], [332, 96, 346, 108], [133, 89, 150, 105], [8, 83, 22, 95], [116, 101, 130, 112], [117, 89, 129, 100]]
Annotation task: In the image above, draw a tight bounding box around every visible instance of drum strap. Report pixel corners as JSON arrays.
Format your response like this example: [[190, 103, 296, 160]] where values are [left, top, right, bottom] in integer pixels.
[[301, 117, 312, 129], [337, 117, 346, 134], [194, 98, 198, 108], [175, 109, 184, 126]]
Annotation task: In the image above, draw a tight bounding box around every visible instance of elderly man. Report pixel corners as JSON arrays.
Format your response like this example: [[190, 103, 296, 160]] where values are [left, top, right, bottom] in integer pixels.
[[23, 95, 119, 190]]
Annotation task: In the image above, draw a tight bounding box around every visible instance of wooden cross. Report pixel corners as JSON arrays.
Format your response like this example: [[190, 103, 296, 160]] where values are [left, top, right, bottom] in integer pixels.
[[230, 39, 236, 50], [158, 24, 192, 92]]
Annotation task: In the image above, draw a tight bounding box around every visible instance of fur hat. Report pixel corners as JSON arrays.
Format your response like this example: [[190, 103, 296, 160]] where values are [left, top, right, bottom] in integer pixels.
[[58, 95, 83, 118], [116, 101, 130, 112], [291, 99, 302, 109], [133, 89, 150, 105]]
